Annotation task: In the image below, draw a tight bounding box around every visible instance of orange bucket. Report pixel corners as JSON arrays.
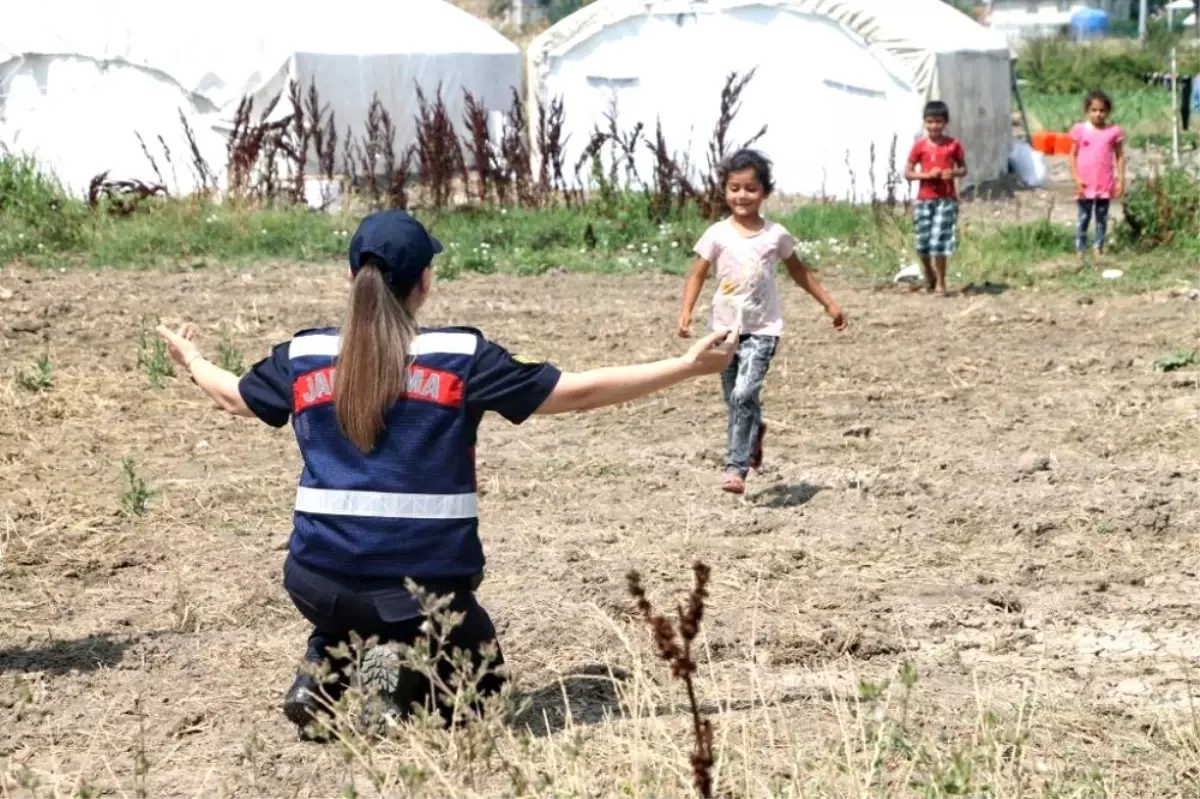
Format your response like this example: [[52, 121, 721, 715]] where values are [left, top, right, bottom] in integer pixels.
[[1053, 131, 1074, 156], [1031, 130, 1055, 154]]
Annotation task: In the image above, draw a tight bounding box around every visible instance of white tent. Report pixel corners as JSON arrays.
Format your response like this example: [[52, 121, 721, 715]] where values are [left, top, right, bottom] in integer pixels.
[[528, 0, 1013, 202], [0, 0, 522, 198]]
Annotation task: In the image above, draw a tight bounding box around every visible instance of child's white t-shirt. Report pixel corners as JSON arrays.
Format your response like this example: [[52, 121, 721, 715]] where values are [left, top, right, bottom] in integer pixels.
[[693, 217, 795, 337]]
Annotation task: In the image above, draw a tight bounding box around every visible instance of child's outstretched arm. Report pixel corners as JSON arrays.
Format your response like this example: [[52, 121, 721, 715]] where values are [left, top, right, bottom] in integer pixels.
[[782, 254, 847, 330], [677, 257, 710, 338]]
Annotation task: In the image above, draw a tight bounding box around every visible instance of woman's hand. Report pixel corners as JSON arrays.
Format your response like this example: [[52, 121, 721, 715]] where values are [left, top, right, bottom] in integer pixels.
[[682, 328, 738, 375], [156, 323, 203, 370], [826, 304, 848, 331]]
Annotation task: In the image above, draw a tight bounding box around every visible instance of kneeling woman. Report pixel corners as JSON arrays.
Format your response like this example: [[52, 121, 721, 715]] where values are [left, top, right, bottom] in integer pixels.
[[156, 210, 737, 733]]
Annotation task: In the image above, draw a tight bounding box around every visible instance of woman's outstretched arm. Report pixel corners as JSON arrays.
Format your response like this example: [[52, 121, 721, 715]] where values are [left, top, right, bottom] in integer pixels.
[[535, 329, 736, 414], [157, 324, 254, 416]]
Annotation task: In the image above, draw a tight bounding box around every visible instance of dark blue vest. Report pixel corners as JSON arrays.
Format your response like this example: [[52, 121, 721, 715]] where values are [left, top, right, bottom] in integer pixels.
[[286, 327, 481, 581]]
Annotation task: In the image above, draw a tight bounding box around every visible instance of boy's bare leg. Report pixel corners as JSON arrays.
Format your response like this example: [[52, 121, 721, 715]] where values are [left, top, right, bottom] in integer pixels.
[[933, 256, 948, 294], [919, 254, 936, 292]]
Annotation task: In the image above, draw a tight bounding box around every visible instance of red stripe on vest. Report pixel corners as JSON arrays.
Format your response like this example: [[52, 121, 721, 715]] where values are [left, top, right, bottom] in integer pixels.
[[293, 365, 464, 413]]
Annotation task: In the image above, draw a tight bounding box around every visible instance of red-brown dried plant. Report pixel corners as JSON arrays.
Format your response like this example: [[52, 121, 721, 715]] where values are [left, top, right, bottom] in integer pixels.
[[341, 124, 361, 192], [414, 83, 465, 210], [499, 88, 533, 207], [462, 89, 496, 204], [178, 110, 217, 196], [627, 562, 715, 799], [287, 79, 311, 204], [700, 69, 766, 219], [304, 81, 338, 184], [375, 100, 415, 210], [135, 132, 166, 188], [87, 171, 168, 216], [358, 94, 388, 208], [646, 118, 700, 223], [535, 95, 569, 202], [224, 92, 298, 201]]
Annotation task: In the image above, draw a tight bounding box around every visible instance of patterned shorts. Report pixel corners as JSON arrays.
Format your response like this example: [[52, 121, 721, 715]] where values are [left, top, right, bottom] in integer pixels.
[[914, 198, 959, 257]]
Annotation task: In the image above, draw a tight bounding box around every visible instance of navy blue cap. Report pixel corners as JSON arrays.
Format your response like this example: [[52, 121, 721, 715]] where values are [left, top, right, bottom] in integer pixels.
[[348, 210, 443, 293]]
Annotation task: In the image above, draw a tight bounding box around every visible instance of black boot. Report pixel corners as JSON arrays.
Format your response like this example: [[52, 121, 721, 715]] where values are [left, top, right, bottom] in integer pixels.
[[282, 669, 344, 740]]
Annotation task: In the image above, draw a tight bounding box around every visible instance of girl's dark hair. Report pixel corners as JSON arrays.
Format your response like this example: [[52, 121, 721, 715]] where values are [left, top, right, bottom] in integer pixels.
[[334, 255, 420, 453], [720, 149, 775, 194], [1084, 89, 1113, 112], [923, 100, 950, 122]]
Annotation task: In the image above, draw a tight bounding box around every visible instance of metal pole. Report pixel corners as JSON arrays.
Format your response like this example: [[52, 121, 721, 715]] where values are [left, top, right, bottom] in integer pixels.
[[1139, 0, 1149, 43], [1171, 47, 1181, 166]]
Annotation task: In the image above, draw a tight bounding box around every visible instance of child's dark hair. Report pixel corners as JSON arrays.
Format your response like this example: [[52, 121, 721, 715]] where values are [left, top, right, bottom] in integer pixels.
[[720, 149, 774, 194], [1084, 89, 1112, 112], [923, 100, 950, 122]]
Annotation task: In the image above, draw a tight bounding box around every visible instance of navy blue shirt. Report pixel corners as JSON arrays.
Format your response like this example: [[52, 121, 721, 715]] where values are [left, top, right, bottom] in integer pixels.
[[238, 326, 561, 434]]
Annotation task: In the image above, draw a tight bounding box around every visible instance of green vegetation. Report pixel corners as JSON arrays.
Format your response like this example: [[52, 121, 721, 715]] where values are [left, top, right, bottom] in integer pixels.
[[119, 457, 155, 517], [1016, 34, 1200, 95], [14, 355, 54, 393], [2, 149, 1196, 295]]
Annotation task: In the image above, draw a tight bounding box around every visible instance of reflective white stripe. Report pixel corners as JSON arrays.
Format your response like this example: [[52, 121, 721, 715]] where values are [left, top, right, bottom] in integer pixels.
[[289, 334, 340, 360], [295, 486, 478, 519], [412, 332, 478, 357], [288, 331, 477, 361]]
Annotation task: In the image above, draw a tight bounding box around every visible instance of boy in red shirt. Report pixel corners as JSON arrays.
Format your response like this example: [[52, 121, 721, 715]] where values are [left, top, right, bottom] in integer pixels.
[[905, 101, 968, 295]]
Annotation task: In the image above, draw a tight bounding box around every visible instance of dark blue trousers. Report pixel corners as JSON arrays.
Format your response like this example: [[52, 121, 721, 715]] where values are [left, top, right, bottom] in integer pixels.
[[282, 555, 506, 716]]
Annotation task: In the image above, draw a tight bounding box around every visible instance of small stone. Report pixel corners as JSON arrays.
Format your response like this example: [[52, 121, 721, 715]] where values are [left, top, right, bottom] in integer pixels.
[[1017, 452, 1051, 474], [986, 591, 1023, 613], [11, 319, 45, 334], [1077, 296, 1094, 305], [843, 425, 872, 439], [1115, 678, 1148, 696], [0, 287, 13, 301]]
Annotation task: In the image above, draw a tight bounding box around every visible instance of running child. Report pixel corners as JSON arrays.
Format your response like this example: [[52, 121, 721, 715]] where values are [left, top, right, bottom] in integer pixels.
[[1069, 89, 1125, 260], [905, 100, 968, 294], [677, 149, 847, 496]]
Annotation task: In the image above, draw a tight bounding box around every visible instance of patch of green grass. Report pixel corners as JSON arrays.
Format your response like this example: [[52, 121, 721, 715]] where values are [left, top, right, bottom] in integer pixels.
[[14, 355, 54, 393], [426, 201, 884, 280], [1154, 350, 1199, 372], [1, 153, 354, 268], [217, 325, 245, 375], [119, 457, 155, 517], [136, 325, 174, 387]]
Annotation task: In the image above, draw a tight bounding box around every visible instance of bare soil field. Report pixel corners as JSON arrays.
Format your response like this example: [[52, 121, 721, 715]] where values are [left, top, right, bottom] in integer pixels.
[[1, 263, 1197, 797]]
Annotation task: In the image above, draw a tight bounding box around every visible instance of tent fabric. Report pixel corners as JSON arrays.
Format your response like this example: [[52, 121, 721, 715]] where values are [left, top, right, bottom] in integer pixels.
[[0, 0, 521, 197], [527, 0, 1013, 201]]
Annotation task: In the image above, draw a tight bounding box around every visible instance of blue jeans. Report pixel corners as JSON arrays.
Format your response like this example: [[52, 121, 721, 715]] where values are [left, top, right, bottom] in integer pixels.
[[1076, 198, 1111, 253], [721, 334, 778, 477]]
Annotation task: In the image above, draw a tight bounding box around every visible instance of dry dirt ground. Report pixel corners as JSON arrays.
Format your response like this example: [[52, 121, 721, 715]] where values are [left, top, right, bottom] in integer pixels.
[[0, 263, 1198, 797]]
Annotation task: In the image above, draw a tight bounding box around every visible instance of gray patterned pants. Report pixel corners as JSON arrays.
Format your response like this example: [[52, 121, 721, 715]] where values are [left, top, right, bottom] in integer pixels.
[[721, 334, 778, 477]]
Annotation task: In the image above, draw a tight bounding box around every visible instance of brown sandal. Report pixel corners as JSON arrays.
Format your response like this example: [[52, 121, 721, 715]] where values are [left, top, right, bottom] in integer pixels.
[[722, 472, 745, 494]]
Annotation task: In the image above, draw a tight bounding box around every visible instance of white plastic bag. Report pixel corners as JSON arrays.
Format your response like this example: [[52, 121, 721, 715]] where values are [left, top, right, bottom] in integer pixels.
[[1009, 139, 1048, 188]]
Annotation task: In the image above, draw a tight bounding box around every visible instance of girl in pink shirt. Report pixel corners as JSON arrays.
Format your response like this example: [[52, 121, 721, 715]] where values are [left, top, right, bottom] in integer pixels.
[[677, 149, 847, 495], [1068, 89, 1126, 259]]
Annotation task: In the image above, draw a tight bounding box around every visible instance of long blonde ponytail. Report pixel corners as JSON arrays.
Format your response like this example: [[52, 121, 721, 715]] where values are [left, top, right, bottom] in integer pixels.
[[333, 258, 418, 452]]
